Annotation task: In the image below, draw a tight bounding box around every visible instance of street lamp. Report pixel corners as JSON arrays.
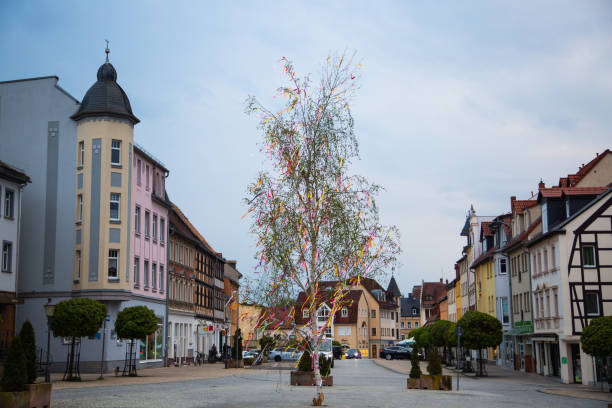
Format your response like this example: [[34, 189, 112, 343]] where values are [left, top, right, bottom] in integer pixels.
[[44, 298, 55, 383]]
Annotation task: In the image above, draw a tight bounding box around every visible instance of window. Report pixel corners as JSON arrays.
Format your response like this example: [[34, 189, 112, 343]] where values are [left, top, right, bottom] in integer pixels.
[[341, 307, 348, 317], [108, 249, 119, 279], [317, 307, 330, 322], [152, 214, 157, 240], [553, 288, 559, 317], [524, 292, 530, 312], [144, 211, 150, 237], [137, 159, 142, 185], [407, 322, 411, 329], [134, 257, 140, 285], [303, 309, 309, 318], [400, 322, 404, 329], [551, 246, 556, 269], [160, 218, 165, 243], [585, 291, 600, 316], [4, 189, 14, 218], [135, 206, 141, 233], [159, 265, 164, 292], [145, 165, 150, 189], [371, 309, 376, 318], [144, 260, 149, 287], [152, 263, 157, 289], [500, 258, 507, 274], [110, 193, 120, 221], [415, 322, 418, 328], [324, 326, 332, 338], [372, 327, 376, 336], [75, 250, 81, 281], [412, 307, 417, 315], [501, 297, 509, 324], [338, 327, 351, 336], [77, 194, 83, 222], [111, 140, 121, 165], [139, 322, 163, 361], [78, 141, 84, 167], [582, 245, 596, 267]]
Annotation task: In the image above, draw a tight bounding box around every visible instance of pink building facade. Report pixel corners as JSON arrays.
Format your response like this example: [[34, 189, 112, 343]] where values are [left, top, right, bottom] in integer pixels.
[[124, 144, 170, 367]]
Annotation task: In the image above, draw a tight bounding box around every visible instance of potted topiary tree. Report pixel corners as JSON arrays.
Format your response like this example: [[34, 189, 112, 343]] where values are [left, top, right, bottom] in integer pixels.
[[0, 336, 28, 407], [114, 306, 158, 376], [581, 316, 612, 392], [50, 298, 107, 381], [457, 311, 502, 377], [407, 344, 423, 389], [290, 346, 333, 386]]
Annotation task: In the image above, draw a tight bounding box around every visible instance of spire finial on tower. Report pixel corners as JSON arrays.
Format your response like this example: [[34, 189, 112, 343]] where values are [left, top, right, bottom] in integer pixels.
[[105, 39, 110, 62]]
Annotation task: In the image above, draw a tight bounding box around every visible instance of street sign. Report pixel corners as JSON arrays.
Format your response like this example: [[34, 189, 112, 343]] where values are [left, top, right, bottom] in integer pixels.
[[455, 326, 464, 337]]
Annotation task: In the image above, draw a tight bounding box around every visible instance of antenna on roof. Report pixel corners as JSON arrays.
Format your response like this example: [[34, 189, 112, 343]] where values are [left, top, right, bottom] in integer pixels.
[[105, 39, 110, 62]]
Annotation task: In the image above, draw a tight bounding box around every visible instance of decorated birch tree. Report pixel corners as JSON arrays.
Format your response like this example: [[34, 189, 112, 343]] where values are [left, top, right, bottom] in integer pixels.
[[244, 53, 400, 405]]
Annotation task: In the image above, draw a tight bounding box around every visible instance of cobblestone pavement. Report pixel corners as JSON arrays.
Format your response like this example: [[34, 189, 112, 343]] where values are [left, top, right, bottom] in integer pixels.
[[49, 363, 250, 390], [51, 359, 609, 407]]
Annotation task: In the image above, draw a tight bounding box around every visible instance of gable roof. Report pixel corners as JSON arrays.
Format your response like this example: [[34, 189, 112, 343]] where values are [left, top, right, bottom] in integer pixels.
[[294, 289, 363, 325], [511, 197, 537, 214], [558, 149, 611, 187], [420, 281, 446, 308], [171, 202, 221, 259], [0, 160, 30, 185]]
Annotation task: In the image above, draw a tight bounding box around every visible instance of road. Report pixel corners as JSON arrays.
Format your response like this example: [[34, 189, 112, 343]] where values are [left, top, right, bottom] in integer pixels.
[[52, 359, 607, 407]]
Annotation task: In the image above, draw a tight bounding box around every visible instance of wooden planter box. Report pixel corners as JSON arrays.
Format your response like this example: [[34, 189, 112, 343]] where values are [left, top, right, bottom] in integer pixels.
[[407, 375, 452, 390], [227, 359, 244, 368], [0, 383, 52, 408], [290, 371, 333, 386]]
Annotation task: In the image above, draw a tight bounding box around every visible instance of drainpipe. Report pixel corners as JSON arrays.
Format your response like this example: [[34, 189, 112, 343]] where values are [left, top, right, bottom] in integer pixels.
[[15, 184, 25, 303], [163, 172, 170, 367]]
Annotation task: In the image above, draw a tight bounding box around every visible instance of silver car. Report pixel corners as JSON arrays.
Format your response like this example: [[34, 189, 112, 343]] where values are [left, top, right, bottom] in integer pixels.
[[269, 347, 302, 362]]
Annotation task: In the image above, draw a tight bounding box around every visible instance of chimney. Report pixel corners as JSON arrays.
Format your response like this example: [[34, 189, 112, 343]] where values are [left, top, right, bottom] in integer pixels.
[[445, 279, 449, 284], [440, 278, 443, 283], [538, 179, 545, 190]]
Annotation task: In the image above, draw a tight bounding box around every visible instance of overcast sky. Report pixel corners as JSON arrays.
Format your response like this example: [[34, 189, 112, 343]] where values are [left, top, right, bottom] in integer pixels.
[[2, 1, 611, 295]]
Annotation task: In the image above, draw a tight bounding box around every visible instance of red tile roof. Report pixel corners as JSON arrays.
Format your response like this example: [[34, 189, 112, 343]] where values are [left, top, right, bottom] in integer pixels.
[[538, 186, 608, 199], [511, 199, 537, 214], [470, 246, 497, 269], [481, 221, 493, 237], [420, 282, 446, 308], [171, 202, 219, 256], [558, 149, 611, 187]]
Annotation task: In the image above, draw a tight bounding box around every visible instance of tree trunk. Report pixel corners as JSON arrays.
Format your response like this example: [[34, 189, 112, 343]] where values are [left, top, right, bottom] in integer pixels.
[[68, 336, 76, 380], [309, 289, 323, 405], [478, 349, 483, 377]]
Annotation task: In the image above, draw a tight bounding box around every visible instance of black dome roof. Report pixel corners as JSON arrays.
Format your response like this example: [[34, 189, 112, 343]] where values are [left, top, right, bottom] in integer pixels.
[[71, 62, 139, 124]]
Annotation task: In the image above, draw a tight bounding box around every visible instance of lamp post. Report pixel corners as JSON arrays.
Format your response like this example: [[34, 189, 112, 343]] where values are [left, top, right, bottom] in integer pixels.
[[44, 298, 55, 383]]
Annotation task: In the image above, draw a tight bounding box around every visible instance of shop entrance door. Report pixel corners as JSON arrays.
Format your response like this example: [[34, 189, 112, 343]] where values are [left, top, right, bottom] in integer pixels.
[[571, 343, 582, 383]]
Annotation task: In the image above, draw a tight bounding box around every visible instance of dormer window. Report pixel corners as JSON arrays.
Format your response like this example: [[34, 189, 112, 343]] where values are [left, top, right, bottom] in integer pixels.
[[341, 307, 348, 317], [412, 308, 417, 315]]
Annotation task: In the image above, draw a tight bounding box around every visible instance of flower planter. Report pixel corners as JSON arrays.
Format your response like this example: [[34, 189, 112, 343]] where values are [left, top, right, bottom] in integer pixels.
[[0, 383, 52, 408], [290, 371, 333, 386], [407, 375, 452, 390], [227, 359, 244, 368]]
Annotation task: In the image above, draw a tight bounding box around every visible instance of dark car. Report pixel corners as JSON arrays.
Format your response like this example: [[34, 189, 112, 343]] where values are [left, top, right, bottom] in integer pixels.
[[332, 345, 343, 360], [345, 349, 361, 359], [379, 346, 411, 360]]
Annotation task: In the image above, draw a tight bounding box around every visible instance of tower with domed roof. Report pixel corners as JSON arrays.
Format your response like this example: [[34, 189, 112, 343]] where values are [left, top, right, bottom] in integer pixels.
[[71, 45, 137, 297]]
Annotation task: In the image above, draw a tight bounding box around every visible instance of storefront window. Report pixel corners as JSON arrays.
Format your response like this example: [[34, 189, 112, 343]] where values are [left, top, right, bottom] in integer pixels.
[[140, 321, 163, 361]]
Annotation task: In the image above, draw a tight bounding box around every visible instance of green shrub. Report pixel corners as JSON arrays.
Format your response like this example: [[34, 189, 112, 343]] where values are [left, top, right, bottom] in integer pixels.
[[297, 347, 312, 372], [318, 354, 331, 377], [1, 337, 27, 392], [19, 320, 37, 384], [409, 345, 422, 379], [427, 347, 442, 375]]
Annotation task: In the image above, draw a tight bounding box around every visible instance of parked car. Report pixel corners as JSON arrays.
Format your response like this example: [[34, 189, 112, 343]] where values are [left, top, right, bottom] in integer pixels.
[[269, 347, 302, 362], [379, 346, 411, 360], [332, 345, 343, 360], [242, 350, 259, 359], [345, 349, 361, 359]]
